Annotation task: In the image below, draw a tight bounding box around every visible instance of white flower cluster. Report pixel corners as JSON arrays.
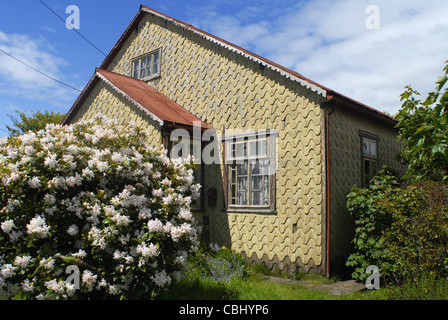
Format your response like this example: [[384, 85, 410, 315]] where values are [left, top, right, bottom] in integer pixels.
[[0, 115, 201, 299], [26, 215, 50, 239]]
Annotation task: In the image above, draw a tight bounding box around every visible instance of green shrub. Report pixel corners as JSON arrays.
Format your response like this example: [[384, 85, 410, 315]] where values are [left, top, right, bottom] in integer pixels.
[[381, 181, 448, 283], [184, 244, 250, 283], [388, 273, 448, 300], [155, 243, 249, 299], [346, 170, 448, 286], [345, 170, 399, 282]]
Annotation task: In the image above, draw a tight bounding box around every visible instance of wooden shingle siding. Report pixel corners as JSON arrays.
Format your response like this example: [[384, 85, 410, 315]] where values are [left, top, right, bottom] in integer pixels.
[[68, 80, 162, 148], [104, 13, 326, 272], [327, 107, 405, 274], [67, 6, 405, 274]]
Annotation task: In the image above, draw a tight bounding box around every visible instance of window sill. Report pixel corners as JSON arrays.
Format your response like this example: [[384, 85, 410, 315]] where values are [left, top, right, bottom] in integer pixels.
[[225, 207, 276, 214], [140, 74, 161, 82]]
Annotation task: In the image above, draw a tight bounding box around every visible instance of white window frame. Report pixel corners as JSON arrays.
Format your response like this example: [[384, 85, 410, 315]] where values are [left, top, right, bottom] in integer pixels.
[[132, 48, 161, 81], [224, 130, 277, 213]]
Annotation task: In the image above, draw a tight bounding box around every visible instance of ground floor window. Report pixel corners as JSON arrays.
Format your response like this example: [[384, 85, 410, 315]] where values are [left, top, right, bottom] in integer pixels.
[[360, 131, 379, 187], [224, 130, 277, 212]]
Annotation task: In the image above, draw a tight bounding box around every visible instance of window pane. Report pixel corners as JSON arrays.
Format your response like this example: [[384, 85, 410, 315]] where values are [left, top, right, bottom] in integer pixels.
[[251, 159, 270, 176], [153, 52, 159, 74], [257, 139, 267, 156], [251, 175, 262, 190], [237, 177, 247, 191], [237, 163, 247, 176], [145, 57, 151, 77], [133, 60, 139, 79], [236, 142, 247, 158], [370, 141, 377, 157], [251, 161, 261, 175], [237, 191, 247, 205], [230, 165, 237, 205], [262, 176, 269, 205], [363, 139, 369, 155], [260, 159, 270, 175], [230, 142, 236, 158], [372, 160, 377, 175], [249, 141, 255, 156], [364, 159, 371, 176], [231, 166, 236, 183], [251, 191, 261, 205], [231, 184, 236, 205], [250, 139, 268, 157], [140, 58, 146, 78]]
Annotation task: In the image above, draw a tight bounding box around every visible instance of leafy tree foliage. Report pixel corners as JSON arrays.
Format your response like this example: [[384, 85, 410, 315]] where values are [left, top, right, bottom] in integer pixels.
[[347, 61, 448, 291], [6, 110, 66, 137], [395, 61, 448, 181]]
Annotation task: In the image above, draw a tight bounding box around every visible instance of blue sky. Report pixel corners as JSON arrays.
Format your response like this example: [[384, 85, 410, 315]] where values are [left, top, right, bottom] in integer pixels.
[[1, 0, 448, 137]]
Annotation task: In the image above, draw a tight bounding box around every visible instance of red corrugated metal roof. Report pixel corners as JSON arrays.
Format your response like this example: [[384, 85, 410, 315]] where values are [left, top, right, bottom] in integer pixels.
[[97, 69, 211, 129], [63, 68, 212, 130]]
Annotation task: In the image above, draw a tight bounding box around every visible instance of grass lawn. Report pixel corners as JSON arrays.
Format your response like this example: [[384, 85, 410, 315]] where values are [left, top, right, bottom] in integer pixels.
[[156, 265, 390, 300]]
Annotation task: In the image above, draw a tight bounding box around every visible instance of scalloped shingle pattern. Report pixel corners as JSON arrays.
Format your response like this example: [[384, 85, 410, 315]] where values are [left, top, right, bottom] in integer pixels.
[[66, 9, 407, 274], [327, 108, 406, 273], [104, 14, 326, 272], [68, 80, 162, 148]]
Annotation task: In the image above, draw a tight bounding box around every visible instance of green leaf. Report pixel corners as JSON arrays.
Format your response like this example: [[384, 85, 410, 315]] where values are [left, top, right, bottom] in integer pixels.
[[435, 75, 447, 91]]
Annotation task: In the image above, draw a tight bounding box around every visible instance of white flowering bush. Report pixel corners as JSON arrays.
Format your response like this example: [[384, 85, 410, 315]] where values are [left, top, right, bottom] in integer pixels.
[[0, 115, 201, 299]]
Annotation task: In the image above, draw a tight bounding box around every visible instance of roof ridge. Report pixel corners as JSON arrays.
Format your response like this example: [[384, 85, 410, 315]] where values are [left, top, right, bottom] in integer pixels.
[[139, 5, 326, 89], [98, 5, 396, 125], [100, 5, 327, 97]]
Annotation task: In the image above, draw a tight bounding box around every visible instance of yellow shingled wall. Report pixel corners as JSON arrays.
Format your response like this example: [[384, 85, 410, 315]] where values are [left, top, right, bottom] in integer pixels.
[[106, 14, 326, 272], [326, 107, 405, 274], [67, 80, 162, 147]]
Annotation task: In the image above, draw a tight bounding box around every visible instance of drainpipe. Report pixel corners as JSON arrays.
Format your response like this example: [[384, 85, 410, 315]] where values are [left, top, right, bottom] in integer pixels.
[[325, 107, 334, 279]]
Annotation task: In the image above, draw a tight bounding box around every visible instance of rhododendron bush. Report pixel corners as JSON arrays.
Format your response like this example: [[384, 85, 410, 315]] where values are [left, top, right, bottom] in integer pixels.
[[0, 115, 201, 299]]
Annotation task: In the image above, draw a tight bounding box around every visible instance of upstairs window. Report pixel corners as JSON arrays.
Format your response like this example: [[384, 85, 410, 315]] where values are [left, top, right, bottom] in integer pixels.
[[132, 49, 161, 81]]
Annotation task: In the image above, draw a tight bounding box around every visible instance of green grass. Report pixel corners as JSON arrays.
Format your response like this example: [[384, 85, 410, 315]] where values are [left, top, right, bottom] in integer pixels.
[[157, 276, 390, 300], [7, 245, 447, 300], [156, 263, 390, 300], [226, 278, 335, 300]]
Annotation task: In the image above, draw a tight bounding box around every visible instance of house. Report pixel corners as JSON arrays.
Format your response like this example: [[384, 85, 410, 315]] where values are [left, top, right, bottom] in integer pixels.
[[63, 5, 406, 277]]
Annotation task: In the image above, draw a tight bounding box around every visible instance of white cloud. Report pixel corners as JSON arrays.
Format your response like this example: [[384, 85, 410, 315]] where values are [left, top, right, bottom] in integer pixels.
[[0, 30, 77, 106], [190, 0, 448, 115]]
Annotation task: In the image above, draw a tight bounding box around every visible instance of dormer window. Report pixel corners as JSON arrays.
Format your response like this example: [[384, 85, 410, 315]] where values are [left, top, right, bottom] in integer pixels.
[[132, 49, 161, 81]]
